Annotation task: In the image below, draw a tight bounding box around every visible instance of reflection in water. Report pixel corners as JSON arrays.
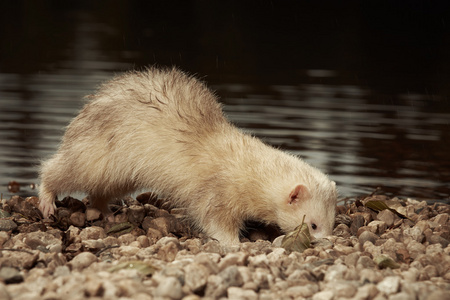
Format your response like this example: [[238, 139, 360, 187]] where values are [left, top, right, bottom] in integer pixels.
[[217, 82, 450, 202]]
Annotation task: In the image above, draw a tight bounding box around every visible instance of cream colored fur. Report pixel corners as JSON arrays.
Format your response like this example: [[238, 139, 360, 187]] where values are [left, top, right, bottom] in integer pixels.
[[39, 67, 337, 244]]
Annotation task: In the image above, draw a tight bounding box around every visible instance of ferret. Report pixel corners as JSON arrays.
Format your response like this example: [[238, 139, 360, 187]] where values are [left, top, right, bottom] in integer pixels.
[[38, 67, 337, 245]]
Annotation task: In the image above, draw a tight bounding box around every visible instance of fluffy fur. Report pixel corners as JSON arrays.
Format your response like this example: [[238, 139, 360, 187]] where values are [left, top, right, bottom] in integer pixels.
[[39, 67, 337, 244]]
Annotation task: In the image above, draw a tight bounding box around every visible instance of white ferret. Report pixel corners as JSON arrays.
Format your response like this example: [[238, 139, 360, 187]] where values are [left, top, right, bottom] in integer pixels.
[[39, 67, 337, 244]]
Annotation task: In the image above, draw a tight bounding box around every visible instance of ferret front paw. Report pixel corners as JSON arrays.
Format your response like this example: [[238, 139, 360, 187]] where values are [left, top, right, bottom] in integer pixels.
[[38, 200, 56, 219]]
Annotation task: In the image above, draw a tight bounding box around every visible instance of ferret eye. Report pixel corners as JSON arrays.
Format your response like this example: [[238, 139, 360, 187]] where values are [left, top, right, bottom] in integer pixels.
[[311, 223, 317, 230]]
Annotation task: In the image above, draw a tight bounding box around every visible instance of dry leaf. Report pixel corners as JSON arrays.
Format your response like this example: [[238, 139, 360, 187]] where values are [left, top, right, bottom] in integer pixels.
[[364, 200, 411, 220], [281, 215, 311, 253], [107, 222, 134, 234]]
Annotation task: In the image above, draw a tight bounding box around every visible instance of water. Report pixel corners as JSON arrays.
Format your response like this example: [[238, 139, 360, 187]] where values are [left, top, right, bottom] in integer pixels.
[[1, 2, 449, 203]]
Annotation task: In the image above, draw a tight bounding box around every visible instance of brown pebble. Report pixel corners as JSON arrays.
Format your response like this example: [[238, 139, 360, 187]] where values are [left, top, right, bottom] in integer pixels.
[[85, 208, 102, 221], [147, 227, 163, 243], [127, 205, 146, 224], [359, 231, 379, 245], [69, 212, 86, 227], [350, 214, 366, 236], [377, 209, 397, 227]]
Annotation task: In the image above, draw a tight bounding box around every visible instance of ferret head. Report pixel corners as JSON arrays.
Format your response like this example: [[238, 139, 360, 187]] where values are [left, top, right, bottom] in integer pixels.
[[274, 169, 337, 239]]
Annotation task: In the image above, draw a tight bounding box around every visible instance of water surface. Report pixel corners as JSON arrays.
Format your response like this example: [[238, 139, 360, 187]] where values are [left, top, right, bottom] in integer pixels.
[[1, 2, 449, 203]]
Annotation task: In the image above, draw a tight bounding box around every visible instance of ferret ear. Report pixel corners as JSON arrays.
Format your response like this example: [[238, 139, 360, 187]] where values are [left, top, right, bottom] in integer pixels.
[[288, 184, 309, 205]]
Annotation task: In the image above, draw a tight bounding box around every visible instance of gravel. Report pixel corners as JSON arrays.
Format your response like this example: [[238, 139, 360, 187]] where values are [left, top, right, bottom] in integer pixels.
[[0, 193, 449, 299]]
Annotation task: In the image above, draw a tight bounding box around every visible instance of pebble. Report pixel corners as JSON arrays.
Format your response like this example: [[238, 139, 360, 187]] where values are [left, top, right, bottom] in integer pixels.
[[154, 276, 183, 299], [69, 252, 98, 270], [0, 194, 447, 299], [227, 287, 258, 300], [0, 219, 18, 231], [377, 276, 400, 295]]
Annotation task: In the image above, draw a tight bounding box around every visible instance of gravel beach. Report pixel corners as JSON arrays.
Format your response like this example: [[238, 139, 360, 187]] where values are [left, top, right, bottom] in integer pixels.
[[0, 193, 449, 300]]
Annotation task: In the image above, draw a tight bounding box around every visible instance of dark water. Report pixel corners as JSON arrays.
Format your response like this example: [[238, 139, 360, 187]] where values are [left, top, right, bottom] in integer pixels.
[[1, 1, 450, 203]]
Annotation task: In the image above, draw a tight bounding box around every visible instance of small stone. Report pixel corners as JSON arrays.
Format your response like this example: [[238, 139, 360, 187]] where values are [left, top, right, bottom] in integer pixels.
[[335, 214, 352, 226], [136, 192, 159, 205], [85, 280, 104, 297], [0, 210, 11, 218], [403, 226, 425, 242], [359, 268, 383, 283], [204, 266, 243, 298], [154, 276, 183, 299], [0, 219, 17, 231], [344, 252, 361, 267], [324, 264, 347, 281], [426, 290, 450, 300], [184, 263, 211, 293], [202, 240, 224, 255], [333, 282, 358, 298], [147, 227, 163, 243], [136, 235, 150, 248], [54, 265, 71, 277], [387, 292, 412, 300], [69, 252, 97, 270], [219, 252, 249, 271], [194, 252, 220, 274], [157, 241, 181, 262], [79, 226, 106, 240], [219, 265, 244, 287], [406, 240, 426, 260], [354, 284, 379, 300], [227, 287, 258, 300], [0, 282, 11, 300], [114, 212, 129, 223], [312, 290, 334, 300], [119, 245, 140, 256], [377, 209, 398, 227], [367, 220, 387, 235], [146, 216, 172, 235], [25, 231, 62, 248], [350, 214, 366, 236], [376, 276, 400, 295], [0, 267, 23, 284], [85, 207, 102, 221], [434, 213, 449, 225], [0, 231, 9, 246], [428, 234, 449, 248], [123, 196, 140, 207], [421, 265, 438, 279], [333, 223, 351, 238], [69, 211, 86, 227], [118, 233, 136, 245], [286, 283, 319, 298], [359, 231, 379, 245], [248, 254, 269, 268], [8, 195, 42, 221], [127, 205, 146, 224]]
